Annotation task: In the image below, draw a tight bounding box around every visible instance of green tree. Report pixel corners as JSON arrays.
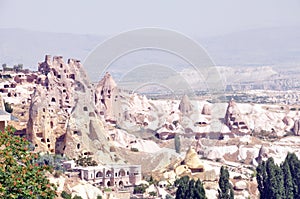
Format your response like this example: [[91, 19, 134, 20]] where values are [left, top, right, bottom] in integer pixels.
[[281, 158, 294, 199], [257, 157, 285, 199], [175, 176, 206, 199], [285, 153, 300, 199], [218, 166, 234, 199], [133, 184, 148, 194], [0, 126, 57, 198], [174, 134, 181, 154], [257, 161, 267, 198], [74, 154, 98, 167]]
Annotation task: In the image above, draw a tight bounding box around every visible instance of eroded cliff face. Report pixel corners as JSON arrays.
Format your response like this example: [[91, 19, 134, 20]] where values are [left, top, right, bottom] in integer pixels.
[[27, 55, 118, 163]]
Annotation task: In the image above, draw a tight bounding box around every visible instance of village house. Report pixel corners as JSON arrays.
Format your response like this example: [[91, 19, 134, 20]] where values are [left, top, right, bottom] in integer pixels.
[[63, 161, 142, 188]]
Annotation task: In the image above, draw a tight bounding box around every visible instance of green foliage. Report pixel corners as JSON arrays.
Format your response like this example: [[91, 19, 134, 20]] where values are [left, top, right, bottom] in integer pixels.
[[103, 187, 112, 192], [130, 147, 139, 152], [61, 191, 72, 199], [175, 176, 206, 199], [97, 195, 102, 199], [281, 158, 294, 199], [174, 134, 181, 154], [74, 154, 98, 167], [256, 153, 300, 199], [133, 184, 148, 194], [72, 195, 83, 199], [4, 102, 13, 113], [0, 126, 57, 198], [149, 191, 157, 197], [218, 166, 234, 199], [166, 194, 174, 199], [35, 153, 68, 171]]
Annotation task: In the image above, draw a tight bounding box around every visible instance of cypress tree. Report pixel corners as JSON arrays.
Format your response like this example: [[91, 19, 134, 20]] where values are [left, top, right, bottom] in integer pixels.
[[257, 161, 267, 199], [174, 134, 181, 154], [281, 158, 294, 199], [195, 179, 207, 199], [285, 153, 300, 199], [218, 166, 234, 199], [265, 157, 284, 199], [175, 176, 206, 199]]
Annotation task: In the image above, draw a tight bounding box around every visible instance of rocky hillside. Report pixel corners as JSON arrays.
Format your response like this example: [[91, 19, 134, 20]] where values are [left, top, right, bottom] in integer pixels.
[[26, 55, 119, 163]]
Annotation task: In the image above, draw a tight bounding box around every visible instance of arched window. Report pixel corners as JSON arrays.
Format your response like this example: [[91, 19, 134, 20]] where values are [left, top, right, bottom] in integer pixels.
[[119, 169, 126, 177], [96, 171, 103, 178], [106, 170, 112, 177]]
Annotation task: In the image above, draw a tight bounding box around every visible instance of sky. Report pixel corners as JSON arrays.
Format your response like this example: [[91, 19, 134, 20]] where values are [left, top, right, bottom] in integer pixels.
[[0, 0, 300, 37]]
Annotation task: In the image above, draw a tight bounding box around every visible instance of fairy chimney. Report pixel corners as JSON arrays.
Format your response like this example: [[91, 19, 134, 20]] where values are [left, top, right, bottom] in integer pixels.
[[178, 94, 193, 115]]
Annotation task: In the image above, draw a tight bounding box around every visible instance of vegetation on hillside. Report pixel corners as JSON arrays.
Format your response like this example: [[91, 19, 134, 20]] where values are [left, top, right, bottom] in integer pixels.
[[0, 126, 57, 198], [218, 166, 234, 199], [174, 176, 206, 199], [257, 152, 300, 199]]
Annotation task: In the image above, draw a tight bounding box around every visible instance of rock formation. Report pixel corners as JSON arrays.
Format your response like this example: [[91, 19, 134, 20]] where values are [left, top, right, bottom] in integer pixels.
[[178, 95, 193, 115], [255, 145, 268, 164], [293, 119, 300, 135], [224, 99, 249, 133], [95, 72, 118, 122], [27, 55, 119, 163], [201, 104, 211, 115]]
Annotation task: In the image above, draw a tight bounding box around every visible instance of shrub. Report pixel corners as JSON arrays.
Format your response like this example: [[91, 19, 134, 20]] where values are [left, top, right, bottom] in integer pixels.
[[133, 184, 148, 194], [130, 147, 139, 152], [73, 195, 83, 199], [61, 191, 72, 199], [0, 126, 57, 198]]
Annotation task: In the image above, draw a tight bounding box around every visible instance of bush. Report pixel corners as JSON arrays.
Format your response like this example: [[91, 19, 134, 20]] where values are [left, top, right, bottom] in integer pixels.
[[130, 147, 139, 152], [149, 191, 157, 197], [133, 184, 148, 194], [0, 126, 57, 198], [74, 154, 98, 167], [61, 191, 72, 199], [73, 195, 83, 199], [54, 170, 62, 178]]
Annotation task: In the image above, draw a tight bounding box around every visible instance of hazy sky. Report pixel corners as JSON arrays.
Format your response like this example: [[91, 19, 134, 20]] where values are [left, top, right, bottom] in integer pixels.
[[0, 0, 300, 37]]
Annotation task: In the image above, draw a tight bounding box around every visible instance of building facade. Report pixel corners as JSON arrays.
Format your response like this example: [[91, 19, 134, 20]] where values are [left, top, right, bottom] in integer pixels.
[[79, 164, 141, 187]]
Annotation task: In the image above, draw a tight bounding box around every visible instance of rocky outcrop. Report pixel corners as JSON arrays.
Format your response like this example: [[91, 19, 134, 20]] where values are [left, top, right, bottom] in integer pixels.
[[293, 119, 300, 135], [201, 104, 211, 115], [95, 72, 118, 122], [255, 145, 268, 164], [224, 99, 249, 133], [178, 94, 193, 115], [27, 55, 119, 163]]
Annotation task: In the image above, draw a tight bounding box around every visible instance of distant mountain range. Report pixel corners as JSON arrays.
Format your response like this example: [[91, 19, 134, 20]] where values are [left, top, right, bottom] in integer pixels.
[[0, 26, 300, 72]]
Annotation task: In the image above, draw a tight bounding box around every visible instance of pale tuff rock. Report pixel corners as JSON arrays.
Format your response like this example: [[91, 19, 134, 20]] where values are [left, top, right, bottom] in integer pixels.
[[95, 72, 118, 121], [224, 99, 249, 133], [293, 119, 300, 135], [234, 180, 248, 191], [178, 94, 193, 115], [95, 74, 155, 128], [27, 55, 118, 163], [183, 147, 205, 170], [255, 145, 268, 164], [201, 104, 211, 115]]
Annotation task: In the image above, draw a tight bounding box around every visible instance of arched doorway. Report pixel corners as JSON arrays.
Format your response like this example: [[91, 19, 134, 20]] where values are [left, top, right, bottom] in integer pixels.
[[107, 181, 111, 187], [106, 170, 112, 177], [96, 171, 103, 178], [118, 169, 125, 177], [119, 181, 124, 187]]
